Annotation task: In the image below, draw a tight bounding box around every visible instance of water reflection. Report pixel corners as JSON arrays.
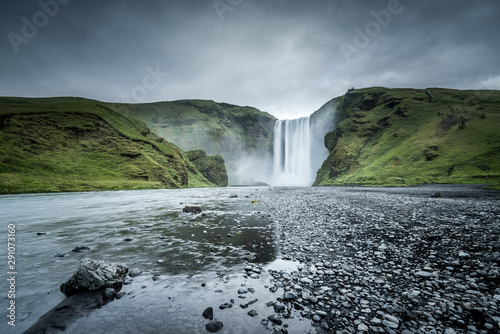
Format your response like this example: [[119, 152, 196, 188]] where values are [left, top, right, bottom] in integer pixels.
[[0, 187, 281, 333]]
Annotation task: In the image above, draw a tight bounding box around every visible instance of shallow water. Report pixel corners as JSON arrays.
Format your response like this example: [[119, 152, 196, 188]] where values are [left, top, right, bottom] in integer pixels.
[[0, 187, 309, 333]]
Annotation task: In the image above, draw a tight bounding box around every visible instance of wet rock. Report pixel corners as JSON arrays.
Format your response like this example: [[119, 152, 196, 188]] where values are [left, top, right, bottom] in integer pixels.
[[267, 315, 282, 325], [247, 309, 258, 317], [203, 307, 214, 320], [229, 194, 238, 198], [115, 291, 126, 299], [54, 253, 66, 258], [219, 303, 232, 310], [274, 303, 286, 312], [71, 246, 90, 253], [182, 206, 202, 214], [60, 258, 128, 296], [129, 269, 142, 277], [206, 320, 224, 333], [104, 288, 116, 300], [273, 328, 289, 334], [37, 232, 47, 235]]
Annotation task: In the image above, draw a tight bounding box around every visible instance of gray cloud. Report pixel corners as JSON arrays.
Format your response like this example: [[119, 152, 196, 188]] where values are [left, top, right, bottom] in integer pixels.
[[1, 0, 499, 118]]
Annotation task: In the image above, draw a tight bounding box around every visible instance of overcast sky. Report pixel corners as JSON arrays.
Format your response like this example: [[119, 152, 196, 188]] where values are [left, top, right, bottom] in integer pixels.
[[1, 0, 499, 118]]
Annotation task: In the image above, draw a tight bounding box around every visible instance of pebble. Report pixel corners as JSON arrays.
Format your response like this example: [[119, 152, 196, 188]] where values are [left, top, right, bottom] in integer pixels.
[[205, 320, 223, 333], [267, 315, 282, 325], [252, 186, 500, 334], [202, 307, 213, 320]]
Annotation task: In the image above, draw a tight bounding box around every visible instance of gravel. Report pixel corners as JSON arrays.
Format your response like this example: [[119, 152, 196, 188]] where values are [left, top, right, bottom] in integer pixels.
[[254, 185, 500, 334]]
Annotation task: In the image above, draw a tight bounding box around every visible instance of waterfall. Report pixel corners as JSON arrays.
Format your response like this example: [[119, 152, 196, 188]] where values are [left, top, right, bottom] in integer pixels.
[[272, 117, 313, 186]]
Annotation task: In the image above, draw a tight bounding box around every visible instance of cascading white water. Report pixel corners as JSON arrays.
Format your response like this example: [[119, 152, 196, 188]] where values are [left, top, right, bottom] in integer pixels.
[[272, 117, 314, 186]]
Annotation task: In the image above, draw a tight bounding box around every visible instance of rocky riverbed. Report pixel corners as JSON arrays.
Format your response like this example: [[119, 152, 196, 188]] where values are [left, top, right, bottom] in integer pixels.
[[254, 185, 500, 334], [2, 185, 499, 334]]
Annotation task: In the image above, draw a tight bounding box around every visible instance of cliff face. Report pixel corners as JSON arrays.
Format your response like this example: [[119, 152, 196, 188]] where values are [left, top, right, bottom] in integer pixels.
[[186, 149, 228, 187], [314, 87, 500, 187], [0, 97, 226, 194], [123, 100, 276, 185]]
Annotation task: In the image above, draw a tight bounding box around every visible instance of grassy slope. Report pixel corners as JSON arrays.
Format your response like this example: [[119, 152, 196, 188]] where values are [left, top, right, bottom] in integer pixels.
[[121, 100, 276, 184], [314, 87, 500, 188], [0, 97, 222, 194]]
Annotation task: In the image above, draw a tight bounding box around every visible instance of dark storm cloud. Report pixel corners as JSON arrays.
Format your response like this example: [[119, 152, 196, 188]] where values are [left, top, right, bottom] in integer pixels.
[[1, 0, 499, 118]]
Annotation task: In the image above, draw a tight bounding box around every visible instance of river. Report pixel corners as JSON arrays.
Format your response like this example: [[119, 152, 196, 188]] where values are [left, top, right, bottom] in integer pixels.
[[1, 185, 499, 334]]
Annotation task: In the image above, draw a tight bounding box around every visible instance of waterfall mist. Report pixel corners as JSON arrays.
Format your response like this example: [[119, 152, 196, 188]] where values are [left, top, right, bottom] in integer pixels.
[[272, 100, 337, 186]]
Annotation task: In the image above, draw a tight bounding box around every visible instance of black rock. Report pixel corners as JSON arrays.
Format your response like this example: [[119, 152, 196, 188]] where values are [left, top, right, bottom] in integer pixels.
[[229, 194, 238, 198], [267, 315, 282, 325], [219, 303, 232, 310], [248, 309, 258, 317], [60, 258, 128, 296], [54, 253, 66, 258], [71, 246, 90, 253], [273, 328, 289, 334], [206, 320, 224, 333], [274, 303, 286, 312], [182, 206, 202, 214], [202, 307, 214, 320], [115, 292, 126, 299], [37, 232, 47, 236], [430, 192, 442, 198]]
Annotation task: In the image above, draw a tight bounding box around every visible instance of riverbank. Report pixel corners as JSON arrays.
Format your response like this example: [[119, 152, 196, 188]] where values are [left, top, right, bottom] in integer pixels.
[[257, 184, 500, 333], [1, 185, 499, 333]]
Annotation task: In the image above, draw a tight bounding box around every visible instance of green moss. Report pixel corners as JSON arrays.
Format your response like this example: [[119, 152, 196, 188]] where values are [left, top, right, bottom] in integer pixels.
[[0, 97, 225, 194], [314, 88, 500, 187], [186, 149, 228, 187], [122, 99, 276, 184]]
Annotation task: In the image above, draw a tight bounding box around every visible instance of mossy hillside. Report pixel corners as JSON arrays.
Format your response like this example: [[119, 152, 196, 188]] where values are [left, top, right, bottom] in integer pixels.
[[186, 149, 228, 187], [0, 97, 223, 193], [121, 99, 277, 184], [314, 87, 500, 188]]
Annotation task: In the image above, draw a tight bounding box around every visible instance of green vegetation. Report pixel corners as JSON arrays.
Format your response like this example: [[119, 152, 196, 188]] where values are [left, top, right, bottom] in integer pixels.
[[0, 97, 225, 194], [121, 99, 276, 184], [314, 87, 500, 188], [186, 149, 228, 187]]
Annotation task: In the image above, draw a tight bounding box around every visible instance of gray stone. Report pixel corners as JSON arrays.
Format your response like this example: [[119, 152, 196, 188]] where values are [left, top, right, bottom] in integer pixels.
[[206, 320, 223, 333], [268, 315, 282, 325], [203, 307, 214, 320], [60, 258, 128, 296], [71, 246, 90, 253], [247, 309, 258, 317], [129, 269, 142, 277], [182, 206, 202, 214]]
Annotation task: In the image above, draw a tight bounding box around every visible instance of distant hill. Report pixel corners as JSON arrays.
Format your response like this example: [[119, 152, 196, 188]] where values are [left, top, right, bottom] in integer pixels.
[[0, 97, 227, 194], [120, 99, 276, 185], [314, 87, 500, 188]]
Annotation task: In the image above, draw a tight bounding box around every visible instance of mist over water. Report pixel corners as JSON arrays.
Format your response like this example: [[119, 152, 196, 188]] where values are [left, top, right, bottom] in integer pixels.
[[271, 101, 337, 186]]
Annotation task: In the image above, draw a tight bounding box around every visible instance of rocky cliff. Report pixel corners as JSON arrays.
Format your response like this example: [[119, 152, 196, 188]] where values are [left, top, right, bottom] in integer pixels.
[[121, 99, 276, 185], [314, 87, 500, 187]]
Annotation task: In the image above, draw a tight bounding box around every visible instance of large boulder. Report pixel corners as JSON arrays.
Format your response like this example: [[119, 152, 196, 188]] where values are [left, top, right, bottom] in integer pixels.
[[60, 258, 128, 296]]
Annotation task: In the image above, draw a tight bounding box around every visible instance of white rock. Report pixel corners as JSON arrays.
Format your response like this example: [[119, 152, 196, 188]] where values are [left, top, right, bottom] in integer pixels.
[[357, 323, 369, 332]]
